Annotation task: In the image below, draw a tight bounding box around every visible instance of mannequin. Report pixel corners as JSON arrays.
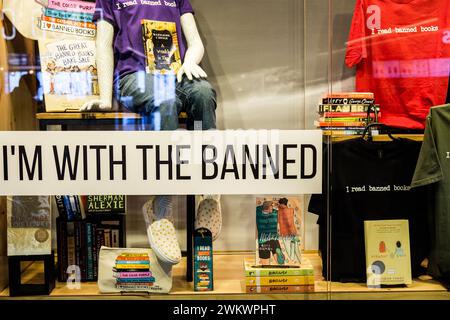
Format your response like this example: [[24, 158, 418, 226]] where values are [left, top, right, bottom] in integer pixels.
[[82, 0, 221, 265]]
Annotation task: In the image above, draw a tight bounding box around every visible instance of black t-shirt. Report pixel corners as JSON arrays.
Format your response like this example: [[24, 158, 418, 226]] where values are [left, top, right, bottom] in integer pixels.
[[308, 138, 430, 283]]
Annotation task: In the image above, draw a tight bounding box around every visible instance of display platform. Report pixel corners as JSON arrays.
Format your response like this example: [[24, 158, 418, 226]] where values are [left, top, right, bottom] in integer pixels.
[[0, 253, 448, 300]]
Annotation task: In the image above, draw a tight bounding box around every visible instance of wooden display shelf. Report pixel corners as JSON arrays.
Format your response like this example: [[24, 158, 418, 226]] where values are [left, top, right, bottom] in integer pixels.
[[0, 253, 448, 300]]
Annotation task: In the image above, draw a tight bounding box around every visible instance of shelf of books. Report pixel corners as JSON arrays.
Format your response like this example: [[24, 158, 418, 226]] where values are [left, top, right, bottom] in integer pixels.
[[0, 252, 448, 299]]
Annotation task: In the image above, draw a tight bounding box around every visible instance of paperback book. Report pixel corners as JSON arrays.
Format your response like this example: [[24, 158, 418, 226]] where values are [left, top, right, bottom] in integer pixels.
[[255, 197, 302, 266], [38, 38, 100, 111], [141, 19, 182, 75], [364, 219, 412, 286]]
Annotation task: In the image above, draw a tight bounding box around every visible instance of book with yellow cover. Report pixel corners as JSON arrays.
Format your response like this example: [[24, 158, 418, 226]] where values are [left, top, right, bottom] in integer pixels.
[[246, 285, 314, 294], [141, 19, 181, 75], [245, 275, 315, 286], [244, 258, 314, 277], [364, 219, 412, 286]]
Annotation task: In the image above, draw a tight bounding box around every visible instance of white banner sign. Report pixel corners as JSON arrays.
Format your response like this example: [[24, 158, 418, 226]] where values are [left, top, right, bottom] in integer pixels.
[[0, 130, 322, 195]]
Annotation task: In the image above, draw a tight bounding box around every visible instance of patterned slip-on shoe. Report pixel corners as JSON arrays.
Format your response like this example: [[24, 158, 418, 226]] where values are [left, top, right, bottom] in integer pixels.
[[142, 195, 156, 226], [147, 219, 181, 265], [142, 195, 174, 226], [195, 198, 222, 241]]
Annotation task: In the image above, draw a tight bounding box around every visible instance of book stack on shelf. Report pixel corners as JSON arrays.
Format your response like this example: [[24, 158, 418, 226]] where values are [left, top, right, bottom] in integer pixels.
[[244, 258, 315, 294], [55, 195, 126, 282], [315, 92, 379, 136]]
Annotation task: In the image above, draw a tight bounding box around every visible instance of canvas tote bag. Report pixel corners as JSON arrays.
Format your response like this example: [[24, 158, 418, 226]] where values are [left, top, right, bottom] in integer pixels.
[[98, 246, 172, 294]]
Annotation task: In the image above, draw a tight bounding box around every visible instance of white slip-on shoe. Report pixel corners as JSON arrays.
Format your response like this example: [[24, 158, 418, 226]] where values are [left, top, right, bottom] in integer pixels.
[[147, 219, 181, 265]]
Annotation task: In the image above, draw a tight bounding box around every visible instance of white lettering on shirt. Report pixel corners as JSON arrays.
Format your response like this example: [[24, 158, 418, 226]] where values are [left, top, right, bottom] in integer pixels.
[[366, 5, 381, 31], [443, 31, 450, 44]]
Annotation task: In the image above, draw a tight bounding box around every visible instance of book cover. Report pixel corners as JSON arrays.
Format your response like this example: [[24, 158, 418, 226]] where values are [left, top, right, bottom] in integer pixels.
[[364, 219, 412, 286], [79, 195, 126, 215], [141, 19, 182, 75], [244, 258, 314, 277], [7, 196, 52, 256], [38, 38, 100, 111], [255, 197, 302, 267]]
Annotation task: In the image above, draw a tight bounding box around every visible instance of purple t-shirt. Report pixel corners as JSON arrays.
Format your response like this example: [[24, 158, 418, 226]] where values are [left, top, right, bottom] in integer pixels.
[[93, 0, 194, 81]]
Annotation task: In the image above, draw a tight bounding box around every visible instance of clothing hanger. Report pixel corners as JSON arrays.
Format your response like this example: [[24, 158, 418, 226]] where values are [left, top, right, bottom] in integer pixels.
[[361, 122, 401, 141]]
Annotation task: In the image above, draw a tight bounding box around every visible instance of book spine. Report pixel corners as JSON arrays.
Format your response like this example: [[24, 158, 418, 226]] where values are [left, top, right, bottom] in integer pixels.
[[322, 98, 374, 105], [76, 196, 86, 219], [56, 219, 68, 282], [54, 196, 68, 220], [74, 221, 81, 278], [79, 220, 87, 281], [318, 105, 372, 113], [321, 130, 364, 135], [104, 229, 111, 247], [47, 0, 96, 14], [86, 223, 94, 281], [245, 269, 314, 277], [63, 196, 74, 221], [322, 112, 379, 118], [245, 275, 315, 286], [319, 117, 374, 122], [41, 14, 96, 29], [44, 8, 94, 22], [66, 221, 76, 268], [111, 229, 120, 247], [318, 126, 366, 130], [315, 121, 366, 127], [71, 196, 82, 220], [246, 285, 315, 294], [91, 223, 98, 280], [39, 19, 96, 38], [323, 92, 374, 99]]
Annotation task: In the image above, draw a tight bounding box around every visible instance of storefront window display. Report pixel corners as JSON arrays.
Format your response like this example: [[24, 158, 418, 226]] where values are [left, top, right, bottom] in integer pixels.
[[0, 0, 449, 301]]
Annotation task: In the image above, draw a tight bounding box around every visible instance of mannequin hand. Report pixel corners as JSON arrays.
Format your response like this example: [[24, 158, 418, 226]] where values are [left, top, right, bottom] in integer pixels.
[[177, 62, 207, 82], [80, 100, 112, 112]]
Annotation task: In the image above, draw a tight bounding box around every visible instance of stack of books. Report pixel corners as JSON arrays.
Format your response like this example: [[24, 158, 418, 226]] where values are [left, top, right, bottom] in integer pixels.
[[244, 258, 315, 294], [113, 253, 155, 291], [315, 92, 379, 136]]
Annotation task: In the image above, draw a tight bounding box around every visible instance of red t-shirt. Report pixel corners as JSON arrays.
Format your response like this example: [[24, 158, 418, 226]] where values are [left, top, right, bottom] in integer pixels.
[[345, 0, 450, 129]]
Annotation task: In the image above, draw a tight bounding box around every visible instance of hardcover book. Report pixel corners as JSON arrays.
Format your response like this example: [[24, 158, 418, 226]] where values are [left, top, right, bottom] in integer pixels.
[[141, 19, 182, 75], [255, 197, 302, 267], [364, 219, 412, 286], [38, 38, 100, 111], [79, 195, 126, 215], [7, 196, 52, 256]]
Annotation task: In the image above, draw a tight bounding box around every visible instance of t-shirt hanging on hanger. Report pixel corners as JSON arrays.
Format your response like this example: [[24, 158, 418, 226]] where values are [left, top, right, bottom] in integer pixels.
[[345, 0, 450, 130], [308, 138, 430, 283], [411, 104, 450, 285]]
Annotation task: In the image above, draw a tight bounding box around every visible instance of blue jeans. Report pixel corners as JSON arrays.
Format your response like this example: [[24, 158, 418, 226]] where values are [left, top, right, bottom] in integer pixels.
[[118, 72, 217, 130]]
